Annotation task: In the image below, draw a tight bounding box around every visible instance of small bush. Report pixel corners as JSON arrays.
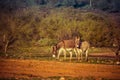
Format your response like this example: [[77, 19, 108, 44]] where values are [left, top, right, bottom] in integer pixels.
[[35, 38, 57, 47]]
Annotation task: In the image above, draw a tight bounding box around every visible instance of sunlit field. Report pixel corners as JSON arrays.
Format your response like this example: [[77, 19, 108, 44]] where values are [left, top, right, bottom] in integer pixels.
[[0, 44, 120, 80], [0, 76, 113, 80], [0, 0, 120, 80], [0, 47, 120, 80], [0, 47, 118, 65]]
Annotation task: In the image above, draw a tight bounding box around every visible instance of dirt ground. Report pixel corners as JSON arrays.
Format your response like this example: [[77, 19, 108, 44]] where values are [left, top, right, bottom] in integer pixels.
[[0, 58, 120, 80]]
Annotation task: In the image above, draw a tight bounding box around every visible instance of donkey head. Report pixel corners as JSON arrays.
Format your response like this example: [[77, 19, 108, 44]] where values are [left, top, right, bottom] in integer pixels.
[[52, 45, 57, 58], [75, 36, 80, 48]]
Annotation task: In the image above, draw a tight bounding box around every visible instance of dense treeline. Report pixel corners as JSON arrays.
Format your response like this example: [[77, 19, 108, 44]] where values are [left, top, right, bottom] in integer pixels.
[[0, 0, 120, 12], [0, 0, 120, 54]]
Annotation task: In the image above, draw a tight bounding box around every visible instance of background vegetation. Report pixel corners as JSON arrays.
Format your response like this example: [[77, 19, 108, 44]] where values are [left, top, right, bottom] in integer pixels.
[[0, 0, 120, 58]]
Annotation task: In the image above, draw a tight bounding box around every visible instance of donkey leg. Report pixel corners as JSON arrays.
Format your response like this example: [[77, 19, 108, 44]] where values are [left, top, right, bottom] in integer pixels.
[[76, 49, 80, 61], [63, 49, 66, 60], [69, 51, 72, 62], [73, 48, 78, 60], [75, 48, 81, 61], [81, 52, 83, 61], [79, 49, 82, 61], [57, 50, 60, 60], [57, 48, 63, 59], [85, 50, 88, 61]]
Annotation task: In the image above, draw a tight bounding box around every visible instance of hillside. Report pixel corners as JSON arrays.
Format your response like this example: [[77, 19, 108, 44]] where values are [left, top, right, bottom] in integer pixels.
[[0, 0, 120, 12], [0, 0, 120, 55]]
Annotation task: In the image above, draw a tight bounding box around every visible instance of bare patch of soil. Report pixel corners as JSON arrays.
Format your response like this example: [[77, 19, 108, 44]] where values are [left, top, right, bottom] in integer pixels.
[[0, 58, 120, 79]]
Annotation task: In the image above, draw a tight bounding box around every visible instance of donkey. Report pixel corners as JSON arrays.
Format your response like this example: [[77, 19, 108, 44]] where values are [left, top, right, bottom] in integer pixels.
[[52, 37, 80, 61], [52, 37, 90, 61], [79, 41, 90, 61]]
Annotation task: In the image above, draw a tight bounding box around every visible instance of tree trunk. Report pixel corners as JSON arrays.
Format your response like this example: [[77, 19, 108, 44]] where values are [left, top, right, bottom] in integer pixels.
[[115, 44, 120, 62], [116, 46, 120, 56], [4, 40, 9, 54], [3, 34, 6, 42], [90, 0, 92, 8]]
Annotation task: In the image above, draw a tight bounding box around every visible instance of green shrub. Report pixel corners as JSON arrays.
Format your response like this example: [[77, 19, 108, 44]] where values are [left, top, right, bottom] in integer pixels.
[[36, 38, 57, 47]]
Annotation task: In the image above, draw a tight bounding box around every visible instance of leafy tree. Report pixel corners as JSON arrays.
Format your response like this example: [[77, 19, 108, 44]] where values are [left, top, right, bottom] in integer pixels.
[[0, 13, 19, 53], [0, 6, 44, 53], [109, 14, 120, 55], [77, 12, 112, 47], [0, 2, 120, 55]]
